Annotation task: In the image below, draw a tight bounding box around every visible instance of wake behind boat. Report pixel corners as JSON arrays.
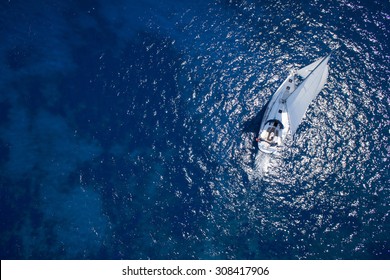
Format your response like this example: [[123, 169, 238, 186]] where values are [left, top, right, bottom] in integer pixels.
[[256, 54, 331, 154]]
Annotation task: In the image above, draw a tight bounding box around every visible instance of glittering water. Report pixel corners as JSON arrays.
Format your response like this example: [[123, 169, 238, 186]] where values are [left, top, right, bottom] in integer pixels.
[[0, 0, 389, 259]]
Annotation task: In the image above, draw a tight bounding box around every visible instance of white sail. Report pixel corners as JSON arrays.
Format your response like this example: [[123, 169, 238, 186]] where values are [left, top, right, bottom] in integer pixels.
[[286, 55, 330, 135], [296, 56, 325, 78]]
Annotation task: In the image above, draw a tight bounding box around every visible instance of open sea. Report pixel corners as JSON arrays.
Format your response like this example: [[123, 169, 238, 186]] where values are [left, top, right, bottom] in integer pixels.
[[0, 0, 389, 259]]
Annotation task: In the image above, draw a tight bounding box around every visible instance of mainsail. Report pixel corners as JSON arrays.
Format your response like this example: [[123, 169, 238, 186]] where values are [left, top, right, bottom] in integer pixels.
[[286, 55, 330, 135]]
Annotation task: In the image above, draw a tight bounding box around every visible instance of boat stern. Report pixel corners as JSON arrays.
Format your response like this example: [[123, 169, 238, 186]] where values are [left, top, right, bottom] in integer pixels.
[[258, 140, 279, 154]]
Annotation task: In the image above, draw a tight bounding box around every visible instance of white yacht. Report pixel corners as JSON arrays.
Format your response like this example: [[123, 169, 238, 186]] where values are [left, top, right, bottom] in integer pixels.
[[256, 54, 331, 154]]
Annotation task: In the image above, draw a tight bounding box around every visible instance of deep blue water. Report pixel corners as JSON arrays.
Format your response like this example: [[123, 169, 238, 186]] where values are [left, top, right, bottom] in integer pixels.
[[0, 0, 389, 259]]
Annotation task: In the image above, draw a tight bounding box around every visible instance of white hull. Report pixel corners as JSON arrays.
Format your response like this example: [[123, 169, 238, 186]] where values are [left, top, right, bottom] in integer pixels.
[[257, 54, 331, 154]]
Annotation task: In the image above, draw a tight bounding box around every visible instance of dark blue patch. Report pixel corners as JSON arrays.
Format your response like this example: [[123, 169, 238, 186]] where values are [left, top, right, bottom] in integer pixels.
[[0, 0, 389, 260]]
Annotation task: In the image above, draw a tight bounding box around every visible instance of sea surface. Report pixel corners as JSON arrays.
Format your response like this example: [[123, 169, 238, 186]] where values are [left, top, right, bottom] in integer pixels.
[[0, 0, 389, 259]]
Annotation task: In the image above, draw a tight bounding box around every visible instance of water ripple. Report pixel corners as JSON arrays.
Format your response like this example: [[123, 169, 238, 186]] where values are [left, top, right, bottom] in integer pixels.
[[175, 0, 389, 258]]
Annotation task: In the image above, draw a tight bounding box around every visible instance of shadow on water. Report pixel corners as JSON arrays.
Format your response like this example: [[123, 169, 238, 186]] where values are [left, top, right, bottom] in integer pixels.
[[241, 100, 269, 152], [241, 100, 269, 134]]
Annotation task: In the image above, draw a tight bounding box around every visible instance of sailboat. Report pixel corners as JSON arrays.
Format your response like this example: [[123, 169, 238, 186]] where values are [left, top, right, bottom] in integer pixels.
[[256, 54, 331, 154]]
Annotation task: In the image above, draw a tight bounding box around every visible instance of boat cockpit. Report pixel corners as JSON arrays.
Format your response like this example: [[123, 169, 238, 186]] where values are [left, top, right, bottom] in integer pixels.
[[257, 119, 284, 146]]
